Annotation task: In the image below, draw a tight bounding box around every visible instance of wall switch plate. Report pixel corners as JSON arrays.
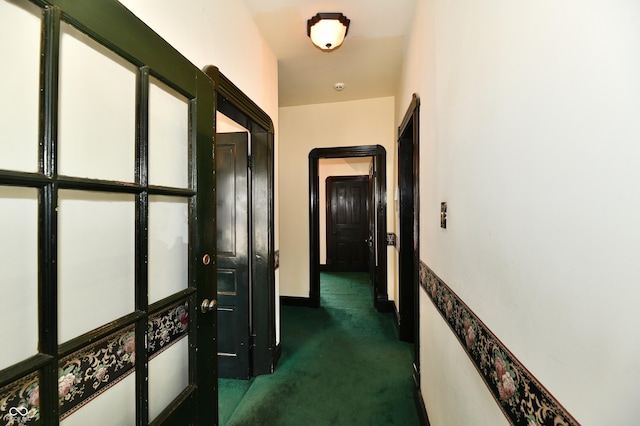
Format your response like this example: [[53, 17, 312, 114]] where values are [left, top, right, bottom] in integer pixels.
[[440, 202, 447, 229], [386, 232, 397, 246]]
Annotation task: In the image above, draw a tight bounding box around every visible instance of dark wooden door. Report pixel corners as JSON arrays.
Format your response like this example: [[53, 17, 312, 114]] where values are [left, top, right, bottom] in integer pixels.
[[368, 162, 377, 289], [326, 176, 370, 272], [215, 132, 250, 379], [398, 114, 418, 343]]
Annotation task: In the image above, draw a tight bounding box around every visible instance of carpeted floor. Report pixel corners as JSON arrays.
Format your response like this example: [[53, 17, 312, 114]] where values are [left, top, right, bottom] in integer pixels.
[[218, 272, 420, 425]]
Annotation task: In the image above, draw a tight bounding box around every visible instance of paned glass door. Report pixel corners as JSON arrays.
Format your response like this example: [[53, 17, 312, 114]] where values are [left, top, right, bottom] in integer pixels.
[[0, 1, 216, 425]]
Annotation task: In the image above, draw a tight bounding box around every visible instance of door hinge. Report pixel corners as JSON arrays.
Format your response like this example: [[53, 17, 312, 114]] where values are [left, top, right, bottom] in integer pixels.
[[249, 333, 257, 348], [248, 155, 253, 170]]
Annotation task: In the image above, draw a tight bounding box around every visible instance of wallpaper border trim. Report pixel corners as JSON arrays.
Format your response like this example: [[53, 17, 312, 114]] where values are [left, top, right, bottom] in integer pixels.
[[0, 300, 192, 424], [419, 261, 579, 426]]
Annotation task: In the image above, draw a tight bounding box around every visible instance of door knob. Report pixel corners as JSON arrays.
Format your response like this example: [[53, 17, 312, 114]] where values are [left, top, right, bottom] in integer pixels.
[[201, 298, 217, 313]]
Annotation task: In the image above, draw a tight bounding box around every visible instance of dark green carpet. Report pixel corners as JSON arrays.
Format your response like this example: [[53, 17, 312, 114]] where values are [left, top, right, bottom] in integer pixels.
[[219, 272, 419, 425]]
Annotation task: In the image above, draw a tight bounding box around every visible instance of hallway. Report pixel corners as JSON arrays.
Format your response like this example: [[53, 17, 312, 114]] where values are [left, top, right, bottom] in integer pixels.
[[219, 272, 420, 425]]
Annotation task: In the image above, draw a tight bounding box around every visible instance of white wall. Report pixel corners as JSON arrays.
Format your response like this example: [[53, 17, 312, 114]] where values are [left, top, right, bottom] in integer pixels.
[[118, 0, 278, 118], [398, 0, 640, 424], [279, 97, 396, 298]]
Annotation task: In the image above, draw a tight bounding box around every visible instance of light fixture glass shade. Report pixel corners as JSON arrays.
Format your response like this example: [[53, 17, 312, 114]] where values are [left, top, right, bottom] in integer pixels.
[[307, 13, 350, 51]]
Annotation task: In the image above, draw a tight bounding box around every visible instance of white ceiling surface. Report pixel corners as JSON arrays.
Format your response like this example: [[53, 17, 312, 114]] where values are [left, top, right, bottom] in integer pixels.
[[241, 0, 418, 107]]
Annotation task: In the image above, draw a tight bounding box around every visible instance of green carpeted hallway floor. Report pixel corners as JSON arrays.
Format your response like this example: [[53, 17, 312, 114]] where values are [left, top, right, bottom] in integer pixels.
[[218, 272, 420, 425]]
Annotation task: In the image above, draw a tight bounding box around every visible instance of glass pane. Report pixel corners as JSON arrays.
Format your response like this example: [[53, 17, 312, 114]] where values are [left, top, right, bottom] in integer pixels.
[[58, 22, 136, 182], [60, 373, 135, 426], [0, 1, 41, 172], [58, 190, 135, 342], [149, 337, 189, 422], [148, 196, 189, 304], [148, 77, 189, 189], [0, 186, 39, 370]]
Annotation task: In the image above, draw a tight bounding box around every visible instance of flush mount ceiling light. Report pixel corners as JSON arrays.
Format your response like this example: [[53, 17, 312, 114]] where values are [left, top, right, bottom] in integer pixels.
[[307, 13, 350, 51]]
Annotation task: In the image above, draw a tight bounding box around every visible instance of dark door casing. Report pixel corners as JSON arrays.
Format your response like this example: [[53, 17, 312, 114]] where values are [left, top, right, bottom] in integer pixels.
[[368, 161, 377, 291], [216, 132, 250, 379], [397, 94, 420, 349], [309, 145, 390, 311], [326, 176, 370, 272]]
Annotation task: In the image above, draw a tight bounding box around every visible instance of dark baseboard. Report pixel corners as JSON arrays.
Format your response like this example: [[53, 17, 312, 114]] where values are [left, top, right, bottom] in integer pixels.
[[374, 298, 395, 313], [414, 383, 431, 426], [272, 342, 282, 371], [280, 296, 316, 308], [319, 264, 329, 271], [393, 302, 400, 327]]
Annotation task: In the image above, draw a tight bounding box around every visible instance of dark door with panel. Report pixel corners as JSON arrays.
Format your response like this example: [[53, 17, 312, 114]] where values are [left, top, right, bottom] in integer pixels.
[[215, 132, 250, 379], [0, 1, 216, 425], [326, 176, 370, 272], [368, 161, 377, 289], [398, 101, 419, 344]]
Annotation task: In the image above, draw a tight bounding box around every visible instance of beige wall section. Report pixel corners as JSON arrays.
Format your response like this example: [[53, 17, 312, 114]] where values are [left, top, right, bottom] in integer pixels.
[[318, 157, 372, 265], [118, 0, 281, 343], [398, 0, 640, 424], [279, 97, 396, 299]]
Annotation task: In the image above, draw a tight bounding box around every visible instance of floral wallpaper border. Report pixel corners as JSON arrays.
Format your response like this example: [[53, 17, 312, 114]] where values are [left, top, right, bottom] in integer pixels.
[[419, 261, 579, 426], [0, 371, 41, 426], [147, 301, 189, 360], [58, 325, 137, 419], [0, 301, 190, 424]]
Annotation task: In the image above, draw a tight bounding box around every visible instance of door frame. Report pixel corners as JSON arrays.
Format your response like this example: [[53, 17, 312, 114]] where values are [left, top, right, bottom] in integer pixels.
[[203, 66, 277, 376], [397, 93, 420, 377], [309, 145, 390, 311]]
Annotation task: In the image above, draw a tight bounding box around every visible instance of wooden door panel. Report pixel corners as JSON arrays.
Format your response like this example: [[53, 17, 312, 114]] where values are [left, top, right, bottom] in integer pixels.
[[215, 133, 250, 380], [327, 176, 370, 272], [368, 161, 377, 291]]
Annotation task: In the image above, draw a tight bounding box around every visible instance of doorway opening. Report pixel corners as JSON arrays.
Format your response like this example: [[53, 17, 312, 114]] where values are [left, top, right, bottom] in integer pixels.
[[309, 145, 391, 311]]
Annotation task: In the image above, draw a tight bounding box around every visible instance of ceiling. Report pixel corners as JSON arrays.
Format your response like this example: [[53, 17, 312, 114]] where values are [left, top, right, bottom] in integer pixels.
[[241, 0, 418, 107]]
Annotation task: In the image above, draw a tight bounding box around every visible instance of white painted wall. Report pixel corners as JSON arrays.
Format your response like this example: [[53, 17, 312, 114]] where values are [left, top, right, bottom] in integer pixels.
[[398, 0, 640, 424], [318, 157, 372, 265], [279, 97, 395, 298]]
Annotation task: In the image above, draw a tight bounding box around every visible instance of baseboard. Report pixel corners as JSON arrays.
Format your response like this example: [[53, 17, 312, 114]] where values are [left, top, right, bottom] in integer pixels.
[[272, 342, 282, 372], [392, 302, 400, 328], [374, 298, 394, 313], [414, 385, 431, 426], [280, 296, 316, 308]]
